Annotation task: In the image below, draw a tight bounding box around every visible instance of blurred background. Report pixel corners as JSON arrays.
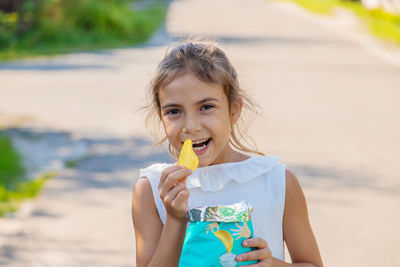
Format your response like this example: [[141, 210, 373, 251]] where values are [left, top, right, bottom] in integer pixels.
[[1, 0, 399, 266]]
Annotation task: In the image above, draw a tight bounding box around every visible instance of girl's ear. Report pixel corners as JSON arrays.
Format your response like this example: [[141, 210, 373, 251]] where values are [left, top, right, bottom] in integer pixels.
[[230, 97, 243, 125]]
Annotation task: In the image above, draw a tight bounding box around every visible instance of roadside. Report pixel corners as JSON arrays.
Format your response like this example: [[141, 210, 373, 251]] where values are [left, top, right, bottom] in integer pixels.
[[0, 6, 172, 256], [0, 0, 170, 219], [0, 113, 90, 249], [0, 0, 166, 61], [278, 0, 400, 47], [273, 0, 400, 68], [0, 126, 170, 266]]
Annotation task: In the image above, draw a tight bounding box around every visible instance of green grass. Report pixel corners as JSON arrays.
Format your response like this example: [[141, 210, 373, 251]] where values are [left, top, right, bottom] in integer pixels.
[[278, 0, 400, 45], [0, 0, 167, 61], [0, 132, 55, 216], [0, 133, 26, 190], [280, 0, 341, 14], [0, 172, 55, 216]]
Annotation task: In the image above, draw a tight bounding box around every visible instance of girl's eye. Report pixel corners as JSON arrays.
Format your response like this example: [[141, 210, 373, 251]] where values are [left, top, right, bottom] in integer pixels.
[[165, 109, 181, 115], [200, 104, 214, 111]]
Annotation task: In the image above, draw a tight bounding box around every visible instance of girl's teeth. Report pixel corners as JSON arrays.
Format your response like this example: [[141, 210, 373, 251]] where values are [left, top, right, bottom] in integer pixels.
[[193, 139, 208, 145], [193, 144, 206, 151]]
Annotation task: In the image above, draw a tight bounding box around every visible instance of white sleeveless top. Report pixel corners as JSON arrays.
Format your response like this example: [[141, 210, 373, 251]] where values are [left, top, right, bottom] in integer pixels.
[[139, 155, 287, 261]]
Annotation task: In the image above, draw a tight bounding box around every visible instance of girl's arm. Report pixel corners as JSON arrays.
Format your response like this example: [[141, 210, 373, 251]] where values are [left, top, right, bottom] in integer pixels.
[[280, 169, 324, 267], [132, 178, 163, 267], [132, 166, 192, 267]]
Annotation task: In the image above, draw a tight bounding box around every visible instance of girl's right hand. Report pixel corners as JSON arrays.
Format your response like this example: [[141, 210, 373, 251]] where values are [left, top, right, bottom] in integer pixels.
[[158, 165, 192, 221]]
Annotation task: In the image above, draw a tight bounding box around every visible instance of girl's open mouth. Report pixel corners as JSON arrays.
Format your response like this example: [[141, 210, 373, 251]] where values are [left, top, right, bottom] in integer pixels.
[[192, 138, 211, 155]]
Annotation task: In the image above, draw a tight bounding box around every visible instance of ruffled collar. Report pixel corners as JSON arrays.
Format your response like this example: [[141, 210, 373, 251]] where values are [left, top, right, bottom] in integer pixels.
[[186, 155, 280, 192]]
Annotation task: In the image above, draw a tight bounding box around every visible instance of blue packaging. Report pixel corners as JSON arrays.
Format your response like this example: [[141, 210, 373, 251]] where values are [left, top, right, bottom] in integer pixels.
[[179, 201, 257, 267]]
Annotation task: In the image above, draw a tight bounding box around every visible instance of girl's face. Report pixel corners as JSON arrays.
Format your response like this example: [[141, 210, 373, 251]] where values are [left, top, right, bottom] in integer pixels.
[[159, 72, 242, 167]]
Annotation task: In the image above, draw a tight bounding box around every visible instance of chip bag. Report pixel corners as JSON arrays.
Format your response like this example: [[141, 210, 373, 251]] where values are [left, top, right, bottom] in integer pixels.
[[179, 201, 257, 266]]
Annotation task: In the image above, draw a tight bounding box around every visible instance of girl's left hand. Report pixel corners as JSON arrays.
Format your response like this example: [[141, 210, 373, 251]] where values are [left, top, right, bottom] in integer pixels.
[[236, 238, 273, 266]]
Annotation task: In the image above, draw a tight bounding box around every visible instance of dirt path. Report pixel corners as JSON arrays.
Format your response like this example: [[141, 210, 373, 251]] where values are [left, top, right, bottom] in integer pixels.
[[1, 0, 399, 266]]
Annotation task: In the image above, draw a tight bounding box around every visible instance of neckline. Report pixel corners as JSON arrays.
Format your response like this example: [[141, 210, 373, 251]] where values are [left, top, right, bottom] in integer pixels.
[[187, 155, 280, 192], [196, 154, 255, 171]]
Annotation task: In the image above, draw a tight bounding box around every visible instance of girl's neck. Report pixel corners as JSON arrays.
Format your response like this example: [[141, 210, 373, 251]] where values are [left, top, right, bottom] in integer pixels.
[[210, 148, 250, 166], [229, 150, 251, 163]]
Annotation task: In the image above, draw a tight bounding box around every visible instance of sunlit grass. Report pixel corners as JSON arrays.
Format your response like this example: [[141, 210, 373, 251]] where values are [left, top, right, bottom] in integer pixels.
[[0, 172, 55, 216], [280, 0, 341, 14], [278, 0, 400, 45], [0, 132, 55, 216]]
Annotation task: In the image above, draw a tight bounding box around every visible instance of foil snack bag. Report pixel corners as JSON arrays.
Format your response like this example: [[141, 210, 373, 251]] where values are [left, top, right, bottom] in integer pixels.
[[179, 201, 257, 267]]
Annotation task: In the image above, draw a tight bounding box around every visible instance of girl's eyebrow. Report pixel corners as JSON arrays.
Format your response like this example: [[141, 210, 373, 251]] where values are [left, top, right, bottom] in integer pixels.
[[161, 103, 180, 111], [197, 97, 220, 105], [161, 97, 220, 110]]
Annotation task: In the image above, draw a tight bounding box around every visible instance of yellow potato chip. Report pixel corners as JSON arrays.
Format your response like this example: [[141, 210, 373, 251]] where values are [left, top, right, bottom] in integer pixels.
[[178, 139, 199, 171], [214, 230, 233, 254]]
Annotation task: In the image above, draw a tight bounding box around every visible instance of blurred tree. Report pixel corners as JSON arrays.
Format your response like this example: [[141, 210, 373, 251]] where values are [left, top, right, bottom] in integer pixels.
[[0, 0, 36, 36], [0, 0, 166, 57], [0, 0, 23, 13]]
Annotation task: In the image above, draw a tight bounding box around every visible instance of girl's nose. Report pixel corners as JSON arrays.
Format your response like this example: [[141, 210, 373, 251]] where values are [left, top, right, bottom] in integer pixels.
[[182, 113, 201, 134]]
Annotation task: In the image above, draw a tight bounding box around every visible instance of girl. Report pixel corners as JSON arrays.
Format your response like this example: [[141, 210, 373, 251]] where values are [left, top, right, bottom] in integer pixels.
[[132, 40, 323, 267]]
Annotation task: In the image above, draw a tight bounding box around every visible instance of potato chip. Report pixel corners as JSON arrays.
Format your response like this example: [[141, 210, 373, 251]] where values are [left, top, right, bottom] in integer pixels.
[[214, 229, 233, 254], [178, 139, 199, 171]]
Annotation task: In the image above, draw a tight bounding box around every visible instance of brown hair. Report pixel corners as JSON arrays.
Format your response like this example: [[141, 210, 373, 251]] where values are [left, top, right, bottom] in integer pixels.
[[142, 38, 264, 159]]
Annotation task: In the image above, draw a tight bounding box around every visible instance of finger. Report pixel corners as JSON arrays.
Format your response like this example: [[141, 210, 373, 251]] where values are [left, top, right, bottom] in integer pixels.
[[243, 238, 268, 249], [161, 168, 192, 194], [163, 182, 186, 204], [159, 164, 184, 186], [159, 167, 190, 197], [236, 248, 271, 262], [244, 258, 273, 267], [171, 188, 190, 210]]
